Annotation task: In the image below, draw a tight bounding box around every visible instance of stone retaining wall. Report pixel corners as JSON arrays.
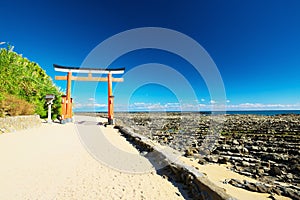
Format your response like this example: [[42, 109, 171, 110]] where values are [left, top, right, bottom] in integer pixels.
[[116, 126, 235, 200], [0, 115, 41, 134]]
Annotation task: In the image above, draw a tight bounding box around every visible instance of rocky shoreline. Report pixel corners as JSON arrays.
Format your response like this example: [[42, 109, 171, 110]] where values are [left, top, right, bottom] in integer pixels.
[[107, 112, 300, 199]]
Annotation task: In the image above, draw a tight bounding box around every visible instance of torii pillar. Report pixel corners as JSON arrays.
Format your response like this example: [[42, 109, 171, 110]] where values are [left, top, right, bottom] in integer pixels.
[[54, 64, 125, 125], [107, 72, 114, 124], [66, 72, 72, 120]]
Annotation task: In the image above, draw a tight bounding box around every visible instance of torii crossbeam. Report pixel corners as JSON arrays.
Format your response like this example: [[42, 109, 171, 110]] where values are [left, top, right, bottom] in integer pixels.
[[54, 64, 125, 125]]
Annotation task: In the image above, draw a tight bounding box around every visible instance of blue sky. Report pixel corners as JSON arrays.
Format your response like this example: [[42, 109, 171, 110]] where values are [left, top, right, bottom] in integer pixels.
[[0, 0, 299, 111]]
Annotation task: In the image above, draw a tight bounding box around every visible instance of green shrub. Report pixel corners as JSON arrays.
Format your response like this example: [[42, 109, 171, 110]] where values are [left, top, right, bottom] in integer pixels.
[[0, 45, 62, 118]]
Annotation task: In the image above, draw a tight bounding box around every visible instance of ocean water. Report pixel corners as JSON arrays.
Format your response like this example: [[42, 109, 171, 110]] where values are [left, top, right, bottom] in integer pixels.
[[200, 110, 300, 116], [86, 110, 300, 116]]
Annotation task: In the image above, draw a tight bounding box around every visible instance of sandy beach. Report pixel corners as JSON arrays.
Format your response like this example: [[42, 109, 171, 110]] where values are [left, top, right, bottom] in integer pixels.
[[0, 116, 186, 200]]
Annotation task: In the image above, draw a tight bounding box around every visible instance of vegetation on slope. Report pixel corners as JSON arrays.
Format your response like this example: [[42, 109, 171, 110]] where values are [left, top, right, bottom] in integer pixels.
[[0, 45, 62, 118]]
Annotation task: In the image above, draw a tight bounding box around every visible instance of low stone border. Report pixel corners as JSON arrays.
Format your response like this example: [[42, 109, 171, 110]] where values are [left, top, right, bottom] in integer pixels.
[[116, 125, 235, 200], [0, 115, 41, 134]]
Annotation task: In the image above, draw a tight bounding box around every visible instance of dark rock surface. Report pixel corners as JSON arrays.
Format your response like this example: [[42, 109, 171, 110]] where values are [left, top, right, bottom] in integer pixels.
[[102, 112, 300, 198], [225, 178, 300, 200]]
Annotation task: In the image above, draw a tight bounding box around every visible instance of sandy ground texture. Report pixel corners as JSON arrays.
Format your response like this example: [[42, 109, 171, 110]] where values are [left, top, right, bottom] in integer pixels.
[[0, 115, 186, 200]]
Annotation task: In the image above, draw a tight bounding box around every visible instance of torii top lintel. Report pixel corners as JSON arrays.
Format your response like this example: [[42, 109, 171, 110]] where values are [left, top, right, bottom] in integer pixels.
[[53, 64, 125, 74]]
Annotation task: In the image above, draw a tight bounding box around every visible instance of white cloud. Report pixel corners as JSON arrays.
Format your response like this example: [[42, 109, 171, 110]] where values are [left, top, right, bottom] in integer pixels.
[[130, 102, 164, 110], [94, 103, 107, 107], [74, 100, 300, 112], [196, 102, 300, 111], [226, 100, 230, 103], [129, 102, 183, 111], [74, 103, 107, 108], [88, 98, 95, 101], [226, 103, 300, 110], [165, 102, 181, 108], [126, 101, 300, 111], [133, 102, 148, 107]]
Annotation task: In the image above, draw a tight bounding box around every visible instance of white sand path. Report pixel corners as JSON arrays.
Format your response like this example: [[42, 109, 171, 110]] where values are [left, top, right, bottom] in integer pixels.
[[0, 115, 185, 200]]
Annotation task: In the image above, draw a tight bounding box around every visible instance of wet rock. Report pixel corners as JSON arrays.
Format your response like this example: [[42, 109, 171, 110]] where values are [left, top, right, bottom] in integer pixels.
[[282, 188, 300, 200], [205, 155, 219, 163], [239, 171, 253, 176], [256, 183, 269, 193], [197, 157, 207, 165], [291, 164, 300, 174], [226, 177, 300, 200], [269, 166, 282, 176], [251, 146, 259, 151], [218, 156, 229, 164], [233, 165, 242, 171], [228, 179, 244, 188], [230, 146, 241, 153], [212, 149, 220, 154], [272, 188, 282, 195], [230, 157, 243, 165], [184, 148, 194, 157], [219, 144, 231, 150], [286, 173, 293, 180], [232, 139, 239, 145], [242, 147, 249, 154], [256, 168, 264, 176], [242, 161, 250, 167], [268, 195, 276, 200], [115, 112, 300, 195]]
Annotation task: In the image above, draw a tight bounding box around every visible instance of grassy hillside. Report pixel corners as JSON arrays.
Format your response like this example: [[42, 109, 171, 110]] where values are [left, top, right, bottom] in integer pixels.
[[0, 45, 62, 119]]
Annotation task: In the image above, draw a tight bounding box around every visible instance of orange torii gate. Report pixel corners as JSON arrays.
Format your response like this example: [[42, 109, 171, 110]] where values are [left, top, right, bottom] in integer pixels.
[[54, 64, 125, 125]]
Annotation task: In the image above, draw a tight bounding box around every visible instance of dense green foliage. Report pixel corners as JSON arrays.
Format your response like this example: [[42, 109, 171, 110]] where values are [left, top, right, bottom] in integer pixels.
[[0, 46, 62, 118]]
